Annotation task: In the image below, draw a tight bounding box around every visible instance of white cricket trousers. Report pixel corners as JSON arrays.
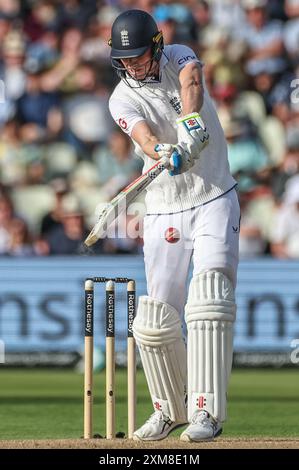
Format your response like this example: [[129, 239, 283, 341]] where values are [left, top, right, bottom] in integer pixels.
[[143, 188, 240, 313]]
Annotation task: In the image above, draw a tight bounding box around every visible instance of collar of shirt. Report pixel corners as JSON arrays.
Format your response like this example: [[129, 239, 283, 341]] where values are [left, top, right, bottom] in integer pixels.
[[159, 51, 170, 72]]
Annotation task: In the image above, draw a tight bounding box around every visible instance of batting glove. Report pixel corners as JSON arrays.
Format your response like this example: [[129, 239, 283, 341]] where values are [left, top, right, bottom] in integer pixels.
[[154, 143, 194, 176], [177, 112, 209, 158]]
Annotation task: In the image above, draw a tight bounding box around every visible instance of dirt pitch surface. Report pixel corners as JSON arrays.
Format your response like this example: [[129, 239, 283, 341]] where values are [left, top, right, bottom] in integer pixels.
[[0, 438, 298, 449]]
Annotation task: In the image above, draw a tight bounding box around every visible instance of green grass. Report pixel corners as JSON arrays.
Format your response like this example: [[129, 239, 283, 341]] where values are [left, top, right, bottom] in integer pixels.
[[0, 368, 298, 440]]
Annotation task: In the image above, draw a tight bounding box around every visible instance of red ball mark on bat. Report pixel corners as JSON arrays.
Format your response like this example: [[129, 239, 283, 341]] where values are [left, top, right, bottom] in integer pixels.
[[165, 227, 180, 244], [118, 118, 127, 130]]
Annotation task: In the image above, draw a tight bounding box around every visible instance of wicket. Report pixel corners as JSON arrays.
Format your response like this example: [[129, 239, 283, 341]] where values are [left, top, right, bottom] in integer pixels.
[[84, 277, 136, 439]]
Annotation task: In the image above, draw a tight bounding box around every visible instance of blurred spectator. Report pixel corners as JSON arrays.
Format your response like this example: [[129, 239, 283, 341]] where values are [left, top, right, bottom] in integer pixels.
[[0, 30, 24, 124], [16, 67, 60, 135], [38, 27, 82, 93], [69, 161, 100, 191], [153, 3, 197, 45], [214, 76, 287, 167], [219, 103, 269, 191], [58, 0, 97, 30], [0, 30, 26, 102], [40, 178, 68, 237], [0, 190, 36, 256], [0, 118, 25, 186], [0, 0, 20, 19], [24, 152, 46, 185], [267, 0, 288, 21], [136, 0, 157, 14], [221, 113, 269, 192], [237, 0, 286, 77], [6, 217, 35, 256], [192, 0, 210, 31], [251, 67, 295, 116], [43, 140, 78, 180], [23, 0, 96, 40], [81, 6, 120, 62], [239, 185, 276, 257], [45, 192, 90, 255], [63, 74, 113, 155], [10, 182, 55, 234], [285, 0, 299, 18], [0, 12, 11, 44], [23, 1, 63, 41], [0, 192, 14, 254], [191, 0, 227, 56], [153, 5, 177, 45], [270, 175, 299, 258], [264, 126, 299, 200], [284, 0, 299, 65], [239, 190, 268, 257], [24, 30, 60, 76], [208, 0, 246, 32], [93, 128, 142, 190]]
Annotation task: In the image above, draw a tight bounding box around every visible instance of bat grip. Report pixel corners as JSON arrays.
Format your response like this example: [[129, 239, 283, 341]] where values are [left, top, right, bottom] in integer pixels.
[[169, 150, 181, 176]]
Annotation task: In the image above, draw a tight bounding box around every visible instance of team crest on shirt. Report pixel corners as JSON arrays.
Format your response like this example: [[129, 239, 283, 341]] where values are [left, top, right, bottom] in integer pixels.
[[120, 30, 129, 46], [169, 96, 181, 115]]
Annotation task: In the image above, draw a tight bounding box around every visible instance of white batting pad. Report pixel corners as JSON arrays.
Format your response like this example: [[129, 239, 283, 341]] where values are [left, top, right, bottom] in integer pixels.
[[133, 296, 187, 422], [185, 271, 236, 422]]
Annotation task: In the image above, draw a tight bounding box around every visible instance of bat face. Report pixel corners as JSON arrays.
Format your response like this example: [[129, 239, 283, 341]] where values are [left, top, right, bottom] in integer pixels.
[[85, 204, 115, 246], [84, 159, 168, 247]]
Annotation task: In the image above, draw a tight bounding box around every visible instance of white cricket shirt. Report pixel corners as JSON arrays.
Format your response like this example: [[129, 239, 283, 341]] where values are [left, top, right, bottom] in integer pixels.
[[109, 44, 236, 214]]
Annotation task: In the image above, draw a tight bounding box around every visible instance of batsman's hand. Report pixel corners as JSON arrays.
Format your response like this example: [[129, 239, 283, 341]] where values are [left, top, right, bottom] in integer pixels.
[[177, 112, 209, 157], [155, 143, 194, 176]]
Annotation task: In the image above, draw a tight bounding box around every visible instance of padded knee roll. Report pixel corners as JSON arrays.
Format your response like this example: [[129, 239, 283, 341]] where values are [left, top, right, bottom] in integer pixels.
[[185, 271, 236, 422], [133, 296, 187, 422]]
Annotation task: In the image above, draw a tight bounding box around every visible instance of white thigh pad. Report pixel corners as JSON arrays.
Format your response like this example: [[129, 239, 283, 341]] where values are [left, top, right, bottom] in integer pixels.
[[133, 296, 187, 422], [185, 271, 236, 422]]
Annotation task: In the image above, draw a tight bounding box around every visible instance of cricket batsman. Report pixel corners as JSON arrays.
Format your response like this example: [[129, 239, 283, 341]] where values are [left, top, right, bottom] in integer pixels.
[[108, 9, 240, 442]]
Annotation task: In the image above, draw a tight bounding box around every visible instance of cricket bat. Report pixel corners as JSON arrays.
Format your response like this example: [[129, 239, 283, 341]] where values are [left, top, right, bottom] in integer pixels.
[[84, 157, 171, 247]]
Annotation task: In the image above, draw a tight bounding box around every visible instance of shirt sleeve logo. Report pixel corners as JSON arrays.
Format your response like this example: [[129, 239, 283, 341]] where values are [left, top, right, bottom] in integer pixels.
[[118, 118, 128, 130]]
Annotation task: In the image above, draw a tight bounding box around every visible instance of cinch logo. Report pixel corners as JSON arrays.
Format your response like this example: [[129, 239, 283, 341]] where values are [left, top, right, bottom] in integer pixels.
[[178, 55, 196, 65], [196, 396, 206, 409], [154, 402, 162, 410]]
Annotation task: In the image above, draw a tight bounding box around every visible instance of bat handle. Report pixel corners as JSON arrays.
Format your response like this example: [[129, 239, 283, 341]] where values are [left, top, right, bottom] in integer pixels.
[[158, 156, 171, 168]]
